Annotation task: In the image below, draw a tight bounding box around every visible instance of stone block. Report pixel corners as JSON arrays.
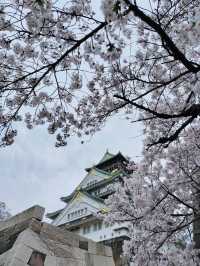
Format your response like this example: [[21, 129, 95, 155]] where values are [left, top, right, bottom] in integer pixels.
[[105, 256, 115, 266], [42, 239, 74, 258], [15, 229, 53, 256], [29, 218, 42, 234], [9, 257, 27, 266], [85, 253, 94, 266], [0, 206, 115, 266], [103, 246, 113, 257], [0, 220, 32, 255], [94, 243, 112, 257], [12, 243, 33, 263], [0, 206, 45, 232], [88, 241, 102, 255], [0, 249, 13, 265], [86, 254, 115, 266], [88, 241, 96, 255], [44, 255, 57, 266], [40, 223, 80, 248], [70, 246, 86, 260], [95, 243, 106, 256], [56, 257, 84, 266]]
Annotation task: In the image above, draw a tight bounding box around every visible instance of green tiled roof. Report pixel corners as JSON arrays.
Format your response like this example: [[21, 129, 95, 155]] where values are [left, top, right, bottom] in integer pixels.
[[80, 190, 105, 204], [88, 167, 111, 178], [76, 167, 111, 190], [85, 150, 127, 172], [46, 208, 64, 219], [60, 168, 126, 203], [98, 151, 115, 164]]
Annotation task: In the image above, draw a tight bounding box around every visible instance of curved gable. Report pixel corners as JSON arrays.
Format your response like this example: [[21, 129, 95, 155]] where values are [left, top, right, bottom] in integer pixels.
[[52, 192, 106, 226], [78, 168, 111, 189]]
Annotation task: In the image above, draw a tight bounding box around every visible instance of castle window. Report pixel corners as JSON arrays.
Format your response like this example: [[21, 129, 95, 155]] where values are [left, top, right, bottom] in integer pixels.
[[97, 222, 102, 230], [93, 223, 97, 231], [83, 225, 90, 234], [86, 225, 90, 233], [105, 222, 109, 228], [83, 226, 86, 234]]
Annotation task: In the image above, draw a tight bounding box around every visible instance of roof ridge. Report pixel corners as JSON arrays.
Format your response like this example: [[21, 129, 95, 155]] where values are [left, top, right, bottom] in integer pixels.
[[98, 151, 116, 164], [80, 190, 105, 204], [91, 167, 111, 175], [61, 189, 105, 206], [46, 208, 64, 218]]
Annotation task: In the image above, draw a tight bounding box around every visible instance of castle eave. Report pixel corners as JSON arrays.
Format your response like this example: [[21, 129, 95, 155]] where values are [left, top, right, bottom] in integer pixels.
[[59, 214, 100, 230], [46, 208, 64, 220]]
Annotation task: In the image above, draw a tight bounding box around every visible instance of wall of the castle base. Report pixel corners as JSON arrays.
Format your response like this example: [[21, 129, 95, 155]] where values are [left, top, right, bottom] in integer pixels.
[[0, 205, 116, 266], [0, 253, 115, 266], [102, 239, 130, 266], [0, 227, 115, 266]]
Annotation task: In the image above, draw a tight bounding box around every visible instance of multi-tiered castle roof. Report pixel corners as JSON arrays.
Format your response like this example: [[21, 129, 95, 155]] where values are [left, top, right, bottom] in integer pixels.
[[46, 150, 131, 243]]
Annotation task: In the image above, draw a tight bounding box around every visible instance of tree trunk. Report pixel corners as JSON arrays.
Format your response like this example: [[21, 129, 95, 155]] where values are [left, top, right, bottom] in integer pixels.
[[193, 192, 200, 250]]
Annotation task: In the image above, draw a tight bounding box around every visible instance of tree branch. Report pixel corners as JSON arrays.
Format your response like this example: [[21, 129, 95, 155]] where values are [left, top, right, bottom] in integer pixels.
[[123, 0, 199, 72]]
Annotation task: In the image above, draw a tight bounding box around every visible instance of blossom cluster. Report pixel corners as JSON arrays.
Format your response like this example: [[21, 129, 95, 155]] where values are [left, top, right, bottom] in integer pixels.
[[1, 0, 200, 264], [0, 202, 11, 221]]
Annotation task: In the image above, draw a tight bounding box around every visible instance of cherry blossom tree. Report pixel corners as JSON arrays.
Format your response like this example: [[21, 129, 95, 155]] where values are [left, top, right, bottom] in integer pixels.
[[0, 0, 199, 147], [0, 202, 10, 221], [1, 0, 200, 264], [107, 131, 200, 265]]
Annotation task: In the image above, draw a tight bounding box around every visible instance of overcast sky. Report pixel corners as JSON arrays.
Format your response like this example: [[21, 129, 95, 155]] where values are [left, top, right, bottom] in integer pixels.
[[0, 115, 143, 218]]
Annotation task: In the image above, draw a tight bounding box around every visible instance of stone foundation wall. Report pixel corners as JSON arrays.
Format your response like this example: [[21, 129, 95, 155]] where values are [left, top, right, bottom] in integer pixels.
[[0, 206, 115, 266]]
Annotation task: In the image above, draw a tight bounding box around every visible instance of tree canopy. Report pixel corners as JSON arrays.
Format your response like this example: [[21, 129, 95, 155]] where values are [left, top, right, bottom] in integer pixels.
[[1, 0, 200, 264], [0, 202, 10, 221], [1, 0, 199, 147]]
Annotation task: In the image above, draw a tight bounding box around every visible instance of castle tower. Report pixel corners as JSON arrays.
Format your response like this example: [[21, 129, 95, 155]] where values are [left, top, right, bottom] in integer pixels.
[[47, 151, 133, 265]]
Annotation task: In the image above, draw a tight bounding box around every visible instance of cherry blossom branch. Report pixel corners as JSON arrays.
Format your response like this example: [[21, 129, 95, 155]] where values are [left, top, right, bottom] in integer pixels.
[[161, 184, 196, 211], [114, 94, 200, 120], [123, 0, 199, 72]]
